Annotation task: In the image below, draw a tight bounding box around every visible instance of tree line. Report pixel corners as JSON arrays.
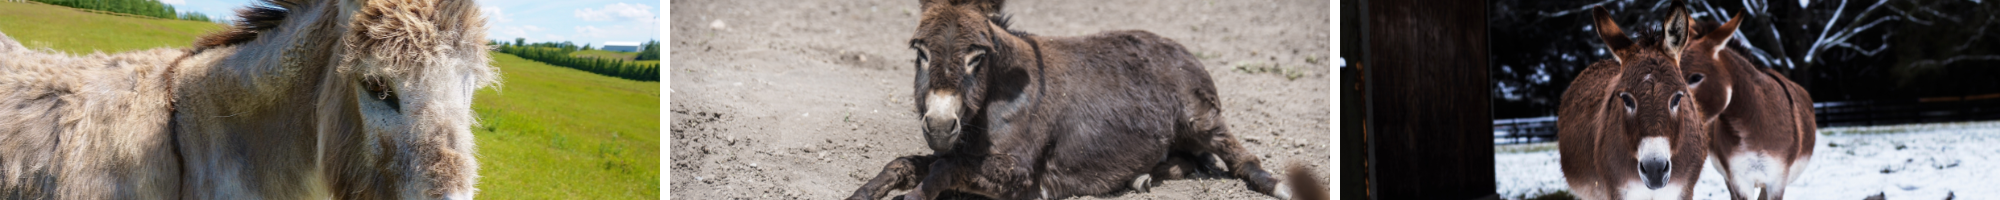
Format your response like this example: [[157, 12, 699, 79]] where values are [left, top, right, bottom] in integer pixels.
[[493, 40, 660, 82], [506, 38, 660, 61], [30, 0, 214, 22]]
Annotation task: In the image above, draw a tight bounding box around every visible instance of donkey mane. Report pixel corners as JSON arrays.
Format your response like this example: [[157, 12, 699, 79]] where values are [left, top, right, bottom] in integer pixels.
[[192, 0, 297, 53], [985, 13, 1031, 37]]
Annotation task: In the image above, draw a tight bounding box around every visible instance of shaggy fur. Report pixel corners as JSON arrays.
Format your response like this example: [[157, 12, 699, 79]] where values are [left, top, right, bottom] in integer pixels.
[[846, 0, 1322, 199], [0, 0, 496, 199], [1557, 4, 1710, 200], [0, 32, 183, 200], [1675, 11, 1816, 200]]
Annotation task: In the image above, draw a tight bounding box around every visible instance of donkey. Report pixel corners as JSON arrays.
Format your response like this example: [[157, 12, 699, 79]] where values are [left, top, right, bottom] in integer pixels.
[[1672, 8, 1817, 200], [1556, 4, 1710, 200], [845, 0, 1322, 199], [0, 0, 495, 198]]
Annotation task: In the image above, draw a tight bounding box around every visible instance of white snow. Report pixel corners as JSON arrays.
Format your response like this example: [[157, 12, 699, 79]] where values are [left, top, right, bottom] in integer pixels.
[[1496, 121, 2000, 199]]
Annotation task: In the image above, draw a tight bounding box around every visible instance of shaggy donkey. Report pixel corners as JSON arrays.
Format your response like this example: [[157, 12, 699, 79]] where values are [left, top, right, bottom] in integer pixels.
[[846, 0, 1323, 199], [0, 0, 496, 199], [1557, 3, 1710, 200], [1672, 7, 1816, 200]]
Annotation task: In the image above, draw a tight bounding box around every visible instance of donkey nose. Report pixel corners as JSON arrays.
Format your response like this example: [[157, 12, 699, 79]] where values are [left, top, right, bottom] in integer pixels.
[[923, 117, 957, 136], [1639, 158, 1670, 189], [922, 117, 960, 152]]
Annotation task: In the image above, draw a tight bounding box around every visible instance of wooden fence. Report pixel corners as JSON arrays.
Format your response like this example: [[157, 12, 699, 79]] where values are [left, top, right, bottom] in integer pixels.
[[1493, 93, 2000, 145]]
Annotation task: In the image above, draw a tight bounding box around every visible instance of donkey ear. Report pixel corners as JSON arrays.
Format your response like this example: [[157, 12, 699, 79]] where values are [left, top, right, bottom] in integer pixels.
[[1661, 0, 1693, 60], [1591, 6, 1632, 63], [1697, 12, 1745, 57], [964, 0, 1005, 17]]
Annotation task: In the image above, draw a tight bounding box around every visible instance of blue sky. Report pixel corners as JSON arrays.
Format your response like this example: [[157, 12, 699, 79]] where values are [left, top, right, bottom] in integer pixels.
[[168, 0, 660, 46]]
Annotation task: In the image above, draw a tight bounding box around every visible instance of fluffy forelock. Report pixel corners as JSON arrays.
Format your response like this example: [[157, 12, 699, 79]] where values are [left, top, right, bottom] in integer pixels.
[[339, 0, 494, 88]]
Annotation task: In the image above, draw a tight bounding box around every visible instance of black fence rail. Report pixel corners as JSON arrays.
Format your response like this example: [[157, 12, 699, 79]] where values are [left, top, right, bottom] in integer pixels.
[[1493, 116, 1556, 145], [1492, 94, 2000, 145], [1813, 94, 2000, 127]]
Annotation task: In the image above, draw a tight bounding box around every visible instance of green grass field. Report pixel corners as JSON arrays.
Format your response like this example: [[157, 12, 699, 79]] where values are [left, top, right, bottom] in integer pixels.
[[1, 2, 660, 199], [471, 52, 660, 199], [570, 49, 661, 65], [0, 2, 223, 54]]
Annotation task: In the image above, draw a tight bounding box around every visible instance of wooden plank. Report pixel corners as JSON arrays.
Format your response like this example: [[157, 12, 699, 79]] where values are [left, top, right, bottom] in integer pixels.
[[1364, 0, 1495, 198]]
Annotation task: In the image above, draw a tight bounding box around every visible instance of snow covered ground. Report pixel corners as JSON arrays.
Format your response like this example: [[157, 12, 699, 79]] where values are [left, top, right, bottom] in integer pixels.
[[1496, 121, 2000, 199]]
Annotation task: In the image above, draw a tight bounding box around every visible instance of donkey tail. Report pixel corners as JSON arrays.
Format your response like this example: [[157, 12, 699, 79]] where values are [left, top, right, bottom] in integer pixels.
[[1275, 162, 1328, 200]]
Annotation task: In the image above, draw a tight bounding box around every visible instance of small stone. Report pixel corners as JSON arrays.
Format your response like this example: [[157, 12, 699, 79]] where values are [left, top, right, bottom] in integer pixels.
[[710, 20, 728, 30]]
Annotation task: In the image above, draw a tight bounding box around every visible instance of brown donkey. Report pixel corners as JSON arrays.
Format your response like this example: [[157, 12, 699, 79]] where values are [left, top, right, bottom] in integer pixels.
[[1558, 4, 1709, 200], [1673, 8, 1817, 200], [845, 0, 1323, 199]]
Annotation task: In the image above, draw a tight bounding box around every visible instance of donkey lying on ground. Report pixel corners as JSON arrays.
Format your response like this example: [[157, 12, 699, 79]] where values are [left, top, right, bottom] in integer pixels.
[[846, 0, 1322, 200], [1672, 7, 1816, 200], [0, 0, 495, 198], [1557, 4, 1710, 200]]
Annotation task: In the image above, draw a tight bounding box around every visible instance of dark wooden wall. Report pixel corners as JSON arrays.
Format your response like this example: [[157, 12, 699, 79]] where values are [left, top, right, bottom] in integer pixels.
[[1363, 0, 1496, 199]]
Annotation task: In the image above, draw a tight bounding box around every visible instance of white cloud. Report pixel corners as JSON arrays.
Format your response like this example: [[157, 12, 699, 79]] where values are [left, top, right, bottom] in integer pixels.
[[574, 3, 656, 22], [575, 25, 609, 38], [494, 25, 545, 40], [481, 6, 513, 23], [158, 0, 184, 5], [543, 34, 567, 41]]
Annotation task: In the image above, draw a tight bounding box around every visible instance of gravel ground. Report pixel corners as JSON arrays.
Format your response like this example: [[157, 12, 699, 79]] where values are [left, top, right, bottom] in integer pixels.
[[669, 0, 1330, 199]]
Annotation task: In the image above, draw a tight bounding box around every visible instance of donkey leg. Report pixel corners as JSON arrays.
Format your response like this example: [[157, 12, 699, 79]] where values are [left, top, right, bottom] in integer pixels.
[[848, 155, 938, 200], [1191, 127, 1285, 198], [902, 155, 1034, 200]]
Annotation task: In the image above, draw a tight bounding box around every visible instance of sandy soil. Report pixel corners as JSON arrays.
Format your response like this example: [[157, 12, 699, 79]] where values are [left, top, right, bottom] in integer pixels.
[[668, 0, 1330, 199]]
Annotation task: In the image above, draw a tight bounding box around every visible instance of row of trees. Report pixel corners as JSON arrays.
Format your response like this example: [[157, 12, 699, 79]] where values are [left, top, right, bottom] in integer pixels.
[[507, 38, 661, 61], [634, 41, 659, 61], [30, 0, 213, 22], [493, 41, 660, 82]]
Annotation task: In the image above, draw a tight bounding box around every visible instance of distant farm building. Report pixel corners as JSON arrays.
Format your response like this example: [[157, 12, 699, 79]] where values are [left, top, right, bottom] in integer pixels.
[[601, 42, 641, 52]]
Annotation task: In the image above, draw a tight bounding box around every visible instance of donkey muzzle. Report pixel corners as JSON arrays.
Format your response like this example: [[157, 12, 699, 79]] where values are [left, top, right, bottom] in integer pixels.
[[1635, 136, 1673, 189], [1638, 158, 1670, 189], [922, 117, 960, 152]]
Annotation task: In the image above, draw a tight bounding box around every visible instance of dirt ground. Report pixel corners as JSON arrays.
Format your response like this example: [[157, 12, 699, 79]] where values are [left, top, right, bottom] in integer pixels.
[[668, 0, 1330, 199]]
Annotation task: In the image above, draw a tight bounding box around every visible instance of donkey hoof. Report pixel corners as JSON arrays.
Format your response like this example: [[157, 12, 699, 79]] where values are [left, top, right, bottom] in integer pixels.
[[1130, 174, 1153, 193]]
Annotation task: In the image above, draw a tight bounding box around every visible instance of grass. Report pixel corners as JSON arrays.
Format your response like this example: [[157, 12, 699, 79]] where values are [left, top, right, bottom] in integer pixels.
[[1, 4, 661, 199], [570, 49, 661, 65], [0, 1, 223, 53], [472, 52, 660, 199]]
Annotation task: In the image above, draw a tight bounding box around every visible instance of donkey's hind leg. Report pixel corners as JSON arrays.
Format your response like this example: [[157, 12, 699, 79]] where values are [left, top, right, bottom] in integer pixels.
[[1178, 119, 1284, 198], [848, 155, 938, 200]]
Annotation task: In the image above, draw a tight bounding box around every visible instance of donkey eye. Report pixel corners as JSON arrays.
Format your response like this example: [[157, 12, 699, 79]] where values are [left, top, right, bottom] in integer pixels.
[[1688, 73, 1705, 86], [361, 78, 401, 111], [1619, 93, 1636, 112], [1671, 92, 1684, 109], [963, 49, 987, 72]]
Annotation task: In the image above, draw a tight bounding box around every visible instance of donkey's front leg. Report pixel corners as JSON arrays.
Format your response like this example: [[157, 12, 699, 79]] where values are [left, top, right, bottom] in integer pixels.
[[902, 155, 1035, 200], [848, 155, 938, 200]]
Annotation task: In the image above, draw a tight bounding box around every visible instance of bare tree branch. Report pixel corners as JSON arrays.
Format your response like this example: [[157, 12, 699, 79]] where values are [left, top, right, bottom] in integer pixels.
[[1889, 7, 1933, 26], [1908, 55, 2000, 69], [1832, 33, 1891, 56], [1537, 0, 1627, 18], [1950, 14, 1997, 52], [1804, 0, 1895, 67]]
